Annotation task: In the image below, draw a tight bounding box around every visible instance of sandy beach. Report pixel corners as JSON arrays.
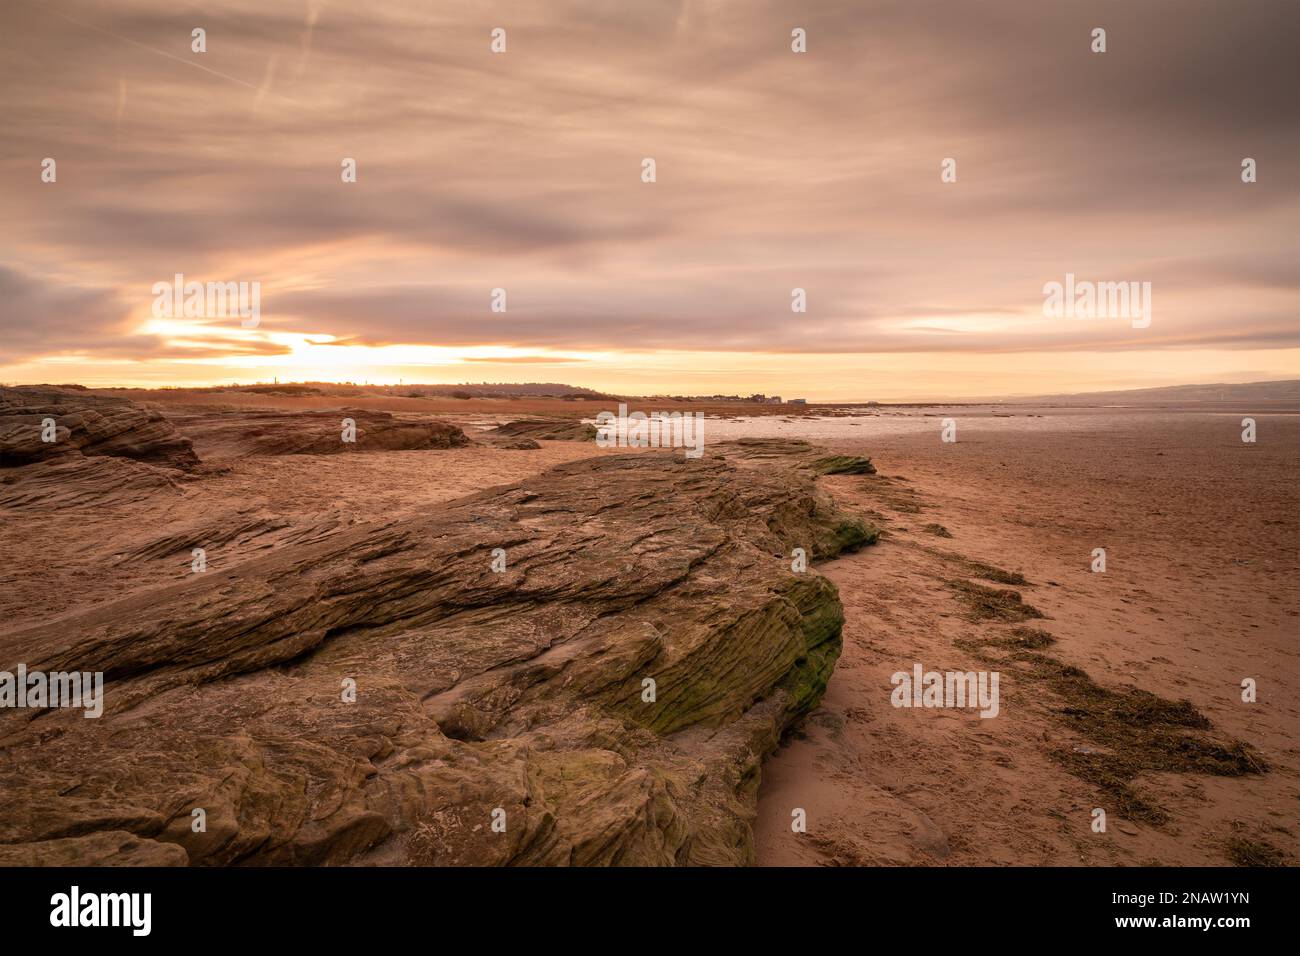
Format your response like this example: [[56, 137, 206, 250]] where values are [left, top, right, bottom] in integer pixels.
[[4, 0, 1297, 938], [751, 407, 1298, 865], [1, 387, 1293, 866]]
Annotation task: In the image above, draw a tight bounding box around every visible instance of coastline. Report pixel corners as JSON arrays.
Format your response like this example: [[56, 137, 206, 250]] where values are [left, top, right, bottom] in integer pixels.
[[754, 411, 1298, 866], [0, 388, 1294, 866]]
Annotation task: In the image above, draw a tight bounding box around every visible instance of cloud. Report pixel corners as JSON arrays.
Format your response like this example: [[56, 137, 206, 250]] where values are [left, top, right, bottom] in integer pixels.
[[0, 0, 1296, 375], [0, 265, 144, 362]]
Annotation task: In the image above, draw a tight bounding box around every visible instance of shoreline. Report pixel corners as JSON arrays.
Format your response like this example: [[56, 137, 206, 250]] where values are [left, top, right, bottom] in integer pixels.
[[1, 388, 1294, 866], [754, 413, 1297, 866]]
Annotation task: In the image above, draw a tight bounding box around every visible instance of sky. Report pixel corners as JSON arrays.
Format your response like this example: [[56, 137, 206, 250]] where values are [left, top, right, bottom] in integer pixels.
[[1, 0, 1297, 401]]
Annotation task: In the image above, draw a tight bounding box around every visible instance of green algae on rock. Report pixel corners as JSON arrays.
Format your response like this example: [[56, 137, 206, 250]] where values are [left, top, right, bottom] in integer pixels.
[[0, 438, 873, 866]]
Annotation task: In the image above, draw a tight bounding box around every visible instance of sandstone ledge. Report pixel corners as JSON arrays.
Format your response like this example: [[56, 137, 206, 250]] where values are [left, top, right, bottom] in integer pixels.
[[0, 385, 198, 470], [484, 418, 598, 442], [0, 439, 875, 866], [164, 407, 470, 459]]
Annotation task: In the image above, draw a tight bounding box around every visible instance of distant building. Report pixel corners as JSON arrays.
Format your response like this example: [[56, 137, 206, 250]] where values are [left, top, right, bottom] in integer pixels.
[[789, 398, 806, 404], [769, 396, 782, 404]]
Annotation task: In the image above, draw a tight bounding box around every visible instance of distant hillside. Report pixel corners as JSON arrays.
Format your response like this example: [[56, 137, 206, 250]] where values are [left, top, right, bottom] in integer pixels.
[[1013, 380, 1300, 405], [391, 382, 617, 400], [106, 381, 622, 401]]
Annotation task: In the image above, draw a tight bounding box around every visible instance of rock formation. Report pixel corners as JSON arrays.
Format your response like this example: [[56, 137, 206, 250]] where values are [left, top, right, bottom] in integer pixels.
[[163, 407, 469, 459], [0, 439, 875, 866], [484, 418, 598, 442], [1, 390, 471, 515], [809, 454, 877, 475], [0, 385, 198, 469]]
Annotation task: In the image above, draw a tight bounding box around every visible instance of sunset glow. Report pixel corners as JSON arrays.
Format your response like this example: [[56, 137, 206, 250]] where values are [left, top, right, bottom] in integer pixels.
[[2, 0, 1295, 398]]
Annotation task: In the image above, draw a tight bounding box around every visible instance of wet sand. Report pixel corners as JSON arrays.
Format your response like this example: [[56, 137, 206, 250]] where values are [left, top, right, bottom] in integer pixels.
[[753, 408, 1299, 865]]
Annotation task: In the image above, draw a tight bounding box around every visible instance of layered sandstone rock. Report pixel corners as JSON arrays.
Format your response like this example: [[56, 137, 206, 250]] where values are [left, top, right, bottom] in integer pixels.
[[0, 440, 875, 866], [164, 407, 470, 459], [810, 454, 877, 475], [0, 455, 185, 511], [484, 418, 598, 442], [0, 385, 198, 469]]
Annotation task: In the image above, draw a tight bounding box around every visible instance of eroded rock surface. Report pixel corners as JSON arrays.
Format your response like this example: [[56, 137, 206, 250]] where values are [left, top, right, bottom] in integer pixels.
[[485, 418, 598, 442], [1, 394, 475, 515], [165, 407, 469, 459], [0, 386, 198, 469], [0, 439, 874, 866], [0, 455, 185, 511]]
